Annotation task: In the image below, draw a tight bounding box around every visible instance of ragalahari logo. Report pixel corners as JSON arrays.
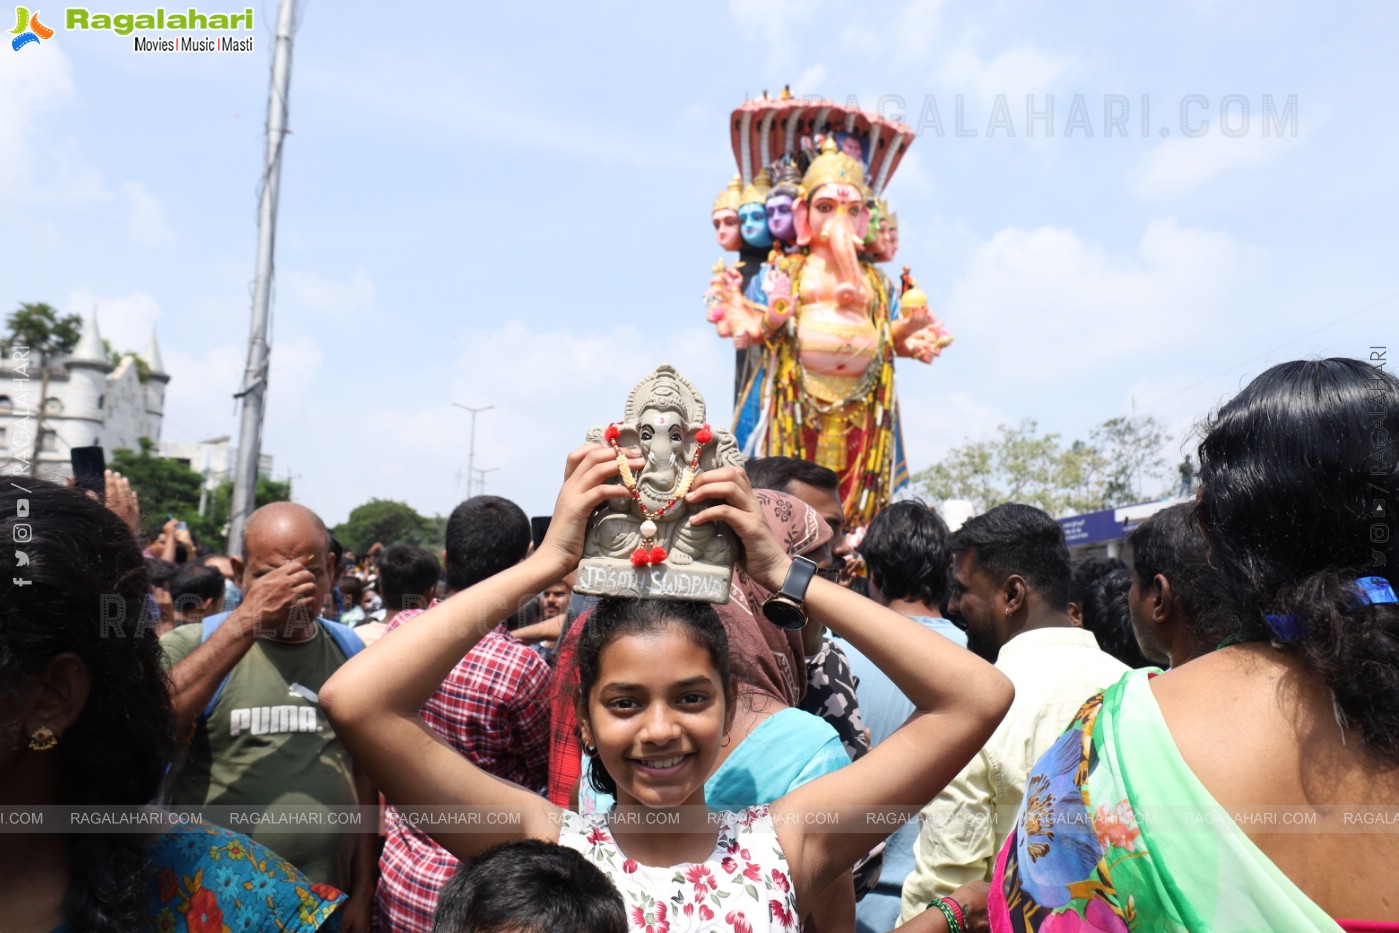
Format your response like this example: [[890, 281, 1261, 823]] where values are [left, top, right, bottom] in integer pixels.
[[11, 6, 53, 50]]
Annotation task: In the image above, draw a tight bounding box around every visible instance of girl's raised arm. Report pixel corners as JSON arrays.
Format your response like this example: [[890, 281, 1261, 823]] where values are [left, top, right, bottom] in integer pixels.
[[687, 469, 1015, 908], [320, 444, 636, 861]]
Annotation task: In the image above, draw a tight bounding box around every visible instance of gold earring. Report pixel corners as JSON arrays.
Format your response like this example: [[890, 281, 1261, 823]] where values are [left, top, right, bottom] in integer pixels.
[[28, 725, 58, 751], [721, 734, 731, 748]]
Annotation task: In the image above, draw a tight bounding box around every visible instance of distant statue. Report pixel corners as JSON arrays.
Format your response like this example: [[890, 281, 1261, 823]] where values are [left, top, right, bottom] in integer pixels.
[[709, 140, 950, 524], [576, 364, 743, 603], [711, 175, 744, 253], [764, 160, 803, 250], [737, 170, 774, 250]]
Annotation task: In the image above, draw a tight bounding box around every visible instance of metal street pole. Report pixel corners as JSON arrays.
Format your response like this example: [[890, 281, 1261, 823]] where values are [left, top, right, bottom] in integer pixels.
[[227, 0, 297, 555], [452, 403, 493, 498], [472, 467, 499, 495]]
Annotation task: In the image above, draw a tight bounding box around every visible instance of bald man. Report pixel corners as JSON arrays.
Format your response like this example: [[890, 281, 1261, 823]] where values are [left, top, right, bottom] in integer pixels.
[[161, 503, 375, 931]]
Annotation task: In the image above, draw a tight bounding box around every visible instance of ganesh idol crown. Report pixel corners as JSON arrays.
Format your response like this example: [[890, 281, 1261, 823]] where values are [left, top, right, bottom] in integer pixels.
[[703, 86, 954, 526]]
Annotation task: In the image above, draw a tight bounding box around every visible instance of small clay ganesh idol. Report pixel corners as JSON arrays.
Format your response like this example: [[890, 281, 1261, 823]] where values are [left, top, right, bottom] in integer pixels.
[[575, 364, 744, 604]]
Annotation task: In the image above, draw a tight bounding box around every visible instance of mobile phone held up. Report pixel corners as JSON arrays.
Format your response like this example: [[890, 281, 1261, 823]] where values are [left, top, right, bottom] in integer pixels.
[[70, 446, 106, 501]]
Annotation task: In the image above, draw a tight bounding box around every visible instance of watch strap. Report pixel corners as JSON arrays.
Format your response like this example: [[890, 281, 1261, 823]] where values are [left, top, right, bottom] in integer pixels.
[[778, 556, 818, 606]]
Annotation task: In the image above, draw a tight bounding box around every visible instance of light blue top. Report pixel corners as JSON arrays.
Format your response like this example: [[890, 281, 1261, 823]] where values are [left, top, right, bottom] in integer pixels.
[[839, 615, 968, 933]]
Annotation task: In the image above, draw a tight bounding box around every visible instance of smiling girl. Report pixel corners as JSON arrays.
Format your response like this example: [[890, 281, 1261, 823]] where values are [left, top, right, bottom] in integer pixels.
[[321, 445, 1013, 931]]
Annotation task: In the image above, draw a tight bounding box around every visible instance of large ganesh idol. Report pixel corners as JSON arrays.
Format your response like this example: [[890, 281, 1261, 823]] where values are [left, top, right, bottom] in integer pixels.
[[710, 135, 951, 525]]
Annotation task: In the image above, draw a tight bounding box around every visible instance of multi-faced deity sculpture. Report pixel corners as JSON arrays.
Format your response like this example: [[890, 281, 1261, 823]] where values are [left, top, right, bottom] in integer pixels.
[[764, 160, 802, 246], [865, 198, 897, 264], [576, 364, 743, 603], [738, 169, 773, 249], [792, 138, 873, 310], [711, 175, 744, 252]]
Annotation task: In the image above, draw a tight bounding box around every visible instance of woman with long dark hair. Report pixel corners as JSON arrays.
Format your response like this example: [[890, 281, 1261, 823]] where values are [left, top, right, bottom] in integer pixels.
[[984, 358, 1399, 932], [0, 481, 344, 932]]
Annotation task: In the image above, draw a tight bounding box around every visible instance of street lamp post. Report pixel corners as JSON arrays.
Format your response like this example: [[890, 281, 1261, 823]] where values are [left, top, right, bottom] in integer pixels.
[[472, 466, 499, 495], [452, 403, 493, 498]]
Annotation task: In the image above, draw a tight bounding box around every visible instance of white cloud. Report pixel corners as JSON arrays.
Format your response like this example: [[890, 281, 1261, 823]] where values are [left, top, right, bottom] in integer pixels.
[[837, 25, 884, 57], [727, 0, 810, 71], [121, 182, 175, 247], [265, 334, 326, 404], [791, 65, 828, 97], [891, 216, 1264, 483], [281, 269, 376, 318], [286, 321, 733, 526], [159, 332, 324, 470], [0, 44, 76, 199], [307, 52, 694, 171], [1, 50, 181, 249], [1130, 129, 1301, 199], [941, 218, 1266, 384], [66, 290, 162, 357], [885, 147, 934, 196], [933, 41, 1076, 102], [896, 385, 1008, 480], [47, 154, 112, 206], [1123, 370, 1218, 453], [893, 0, 947, 58], [160, 341, 245, 442]]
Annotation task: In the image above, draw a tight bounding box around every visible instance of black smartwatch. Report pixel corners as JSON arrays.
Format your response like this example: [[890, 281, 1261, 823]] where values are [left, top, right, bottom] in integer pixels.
[[762, 556, 818, 630]]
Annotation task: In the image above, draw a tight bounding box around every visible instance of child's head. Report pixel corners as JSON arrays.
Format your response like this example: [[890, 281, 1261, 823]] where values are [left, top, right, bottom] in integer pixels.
[[575, 597, 735, 805], [432, 839, 627, 933]]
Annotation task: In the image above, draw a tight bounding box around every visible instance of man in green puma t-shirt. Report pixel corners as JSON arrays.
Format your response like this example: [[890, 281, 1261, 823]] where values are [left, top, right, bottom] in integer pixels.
[[161, 502, 375, 932]]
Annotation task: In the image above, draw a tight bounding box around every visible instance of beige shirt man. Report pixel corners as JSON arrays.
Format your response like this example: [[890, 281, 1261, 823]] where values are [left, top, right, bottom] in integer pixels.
[[897, 505, 1130, 924], [898, 627, 1128, 920]]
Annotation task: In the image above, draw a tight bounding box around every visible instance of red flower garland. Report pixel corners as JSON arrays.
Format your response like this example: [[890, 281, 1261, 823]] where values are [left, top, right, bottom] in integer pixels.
[[630, 545, 669, 567], [608, 420, 713, 568]]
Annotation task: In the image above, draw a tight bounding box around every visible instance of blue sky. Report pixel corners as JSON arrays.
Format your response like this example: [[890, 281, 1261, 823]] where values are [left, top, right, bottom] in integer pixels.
[[4, 0, 1396, 526]]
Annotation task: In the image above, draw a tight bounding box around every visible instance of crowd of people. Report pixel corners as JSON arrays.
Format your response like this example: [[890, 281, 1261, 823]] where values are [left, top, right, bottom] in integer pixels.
[[1, 356, 1395, 933]]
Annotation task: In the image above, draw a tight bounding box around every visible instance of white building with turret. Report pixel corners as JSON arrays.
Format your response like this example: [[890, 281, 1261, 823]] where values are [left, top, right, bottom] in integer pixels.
[[0, 312, 168, 479]]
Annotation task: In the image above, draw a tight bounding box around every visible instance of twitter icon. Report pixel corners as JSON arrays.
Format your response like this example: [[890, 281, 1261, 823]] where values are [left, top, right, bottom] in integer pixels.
[[15, 551, 29, 567]]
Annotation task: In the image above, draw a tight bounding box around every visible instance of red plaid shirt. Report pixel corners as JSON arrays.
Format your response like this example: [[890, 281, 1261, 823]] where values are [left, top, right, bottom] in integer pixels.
[[547, 610, 586, 807], [375, 603, 552, 933]]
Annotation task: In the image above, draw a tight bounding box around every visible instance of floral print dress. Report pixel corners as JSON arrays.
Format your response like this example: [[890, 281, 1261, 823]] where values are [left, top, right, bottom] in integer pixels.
[[51, 821, 343, 932], [558, 805, 800, 933]]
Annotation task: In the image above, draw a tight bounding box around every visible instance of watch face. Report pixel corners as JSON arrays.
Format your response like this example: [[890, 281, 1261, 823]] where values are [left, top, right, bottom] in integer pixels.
[[762, 596, 806, 631]]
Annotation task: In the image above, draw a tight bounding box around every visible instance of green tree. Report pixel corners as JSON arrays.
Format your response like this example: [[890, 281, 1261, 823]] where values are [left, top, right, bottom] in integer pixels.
[[108, 440, 294, 550], [110, 437, 217, 545], [1090, 415, 1173, 506], [915, 420, 1073, 515], [4, 302, 83, 475], [914, 415, 1172, 516], [1056, 439, 1111, 515], [101, 338, 151, 383], [332, 499, 435, 553], [205, 475, 292, 544], [3, 302, 81, 358], [425, 513, 449, 553]]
